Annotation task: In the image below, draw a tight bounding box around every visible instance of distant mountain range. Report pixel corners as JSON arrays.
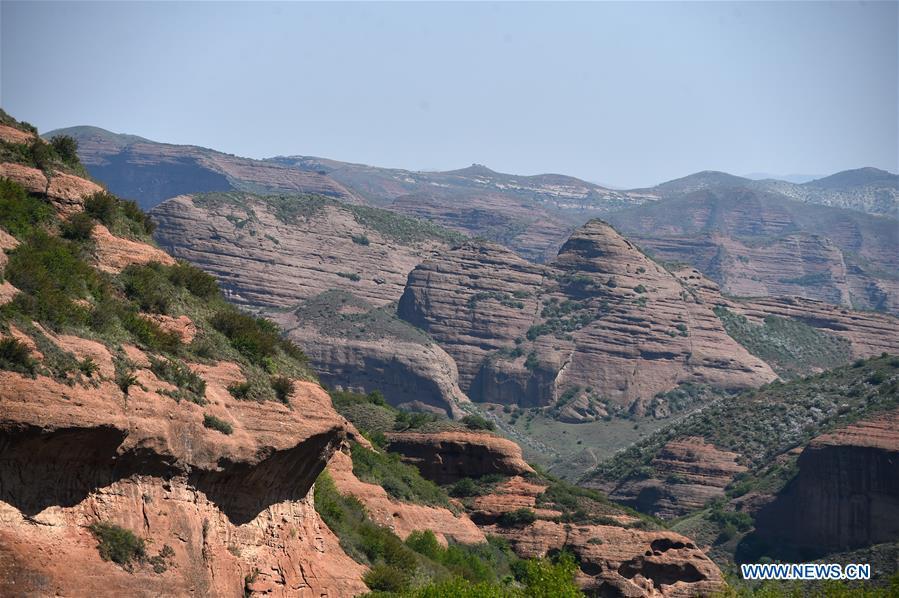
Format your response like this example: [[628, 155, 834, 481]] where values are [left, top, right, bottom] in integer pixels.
[[46, 126, 898, 264]]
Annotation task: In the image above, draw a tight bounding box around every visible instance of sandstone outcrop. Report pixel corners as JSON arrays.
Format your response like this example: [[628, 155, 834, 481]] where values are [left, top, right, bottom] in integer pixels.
[[152, 193, 451, 310], [326, 450, 484, 545], [606, 188, 899, 313], [0, 325, 368, 596], [0, 162, 103, 216], [751, 408, 899, 556], [674, 266, 899, 360], [609, 438, 748, 519], [384, 431, 535, 484], [488, 520, 725, 597], [399, 220, 777, 413], [91, 224, 176, 273]]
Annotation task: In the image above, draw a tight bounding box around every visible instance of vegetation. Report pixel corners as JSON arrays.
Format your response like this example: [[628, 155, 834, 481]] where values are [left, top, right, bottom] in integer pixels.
[[350, 442, 451, 508], [0, 177, 54, 239], [315, 472, 581, 596], [329, 389, 458, 438], [60, 212, 96, 241], [0, 337, 36, 376], [149, 355, 207, 404], [203, 414, 233, 435], [84, 191, 155, 239], [497, 508, 537, 527], [211, 306, 306, 367], [462, 414, 495, 431], [714, 307, 852, 378], [89, 522, 146, 570], [270, 375, 294, 403]]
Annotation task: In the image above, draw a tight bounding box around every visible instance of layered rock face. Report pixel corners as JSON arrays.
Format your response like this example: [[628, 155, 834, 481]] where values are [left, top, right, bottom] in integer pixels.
[[399, 220, 777, 413], [152, 193, 451, 310], [606, 188, 899, 313], [674, 267, 899, 360], [385, 431, 535, 484], [0, 335, 367, 596], [326, 450, 484, 545], [752, 409, 899, 555], [489, 521, 725, 597], [609, 438, 748, 519]]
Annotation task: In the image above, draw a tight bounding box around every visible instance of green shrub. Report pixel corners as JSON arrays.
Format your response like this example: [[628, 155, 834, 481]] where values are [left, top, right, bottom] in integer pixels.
[[337, 271, 361, 282], [84, 192, 119, 224], [0, 178, 53, 239], [497, 508, 537, 527], [393, 409, 438, 431], [364, 563, 411, 592], [0, 337, 36, 376], [120, 263, 172, 314], [228, 381, 253, 400], [350, 442, 450, 507], [89, 522, 146, 568], [203, 414, 233, 435], [120, 309, 181, 352], [5, 231, 100, 327], [633, 284, 647, 294], [150, 356, 206, 404], [49, 135, 79, 167], [84, 191, 155, 237], [351, 234, 370, 246], [210, 307, 300, 365], [60, 212, 96, 241], [78, 357, 99, 378], [462, 414, 495, 431], [271, 375, 294, 403], [167, 261, 219, 298]]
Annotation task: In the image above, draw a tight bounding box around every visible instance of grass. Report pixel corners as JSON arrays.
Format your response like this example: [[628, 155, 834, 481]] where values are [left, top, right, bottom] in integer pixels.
[[0, 177, 54, 239], [149, 355, 207, 404]]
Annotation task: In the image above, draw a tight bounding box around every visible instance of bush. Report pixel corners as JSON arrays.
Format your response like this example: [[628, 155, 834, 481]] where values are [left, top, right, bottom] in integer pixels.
[[49, 135, 79, 166], [119, 309, 181, 352], [350, 442, 450, 507], [84, 191, 155, 237], [211, 307, 292, 365], [203, 414, 233, 435], [0, 177, 53, 239], [462, 414, 495, 431], [0, 337, 36, 376], [364, 563, 411, 593], [497, 508, 537, 527], [168, 262, 219, 298], [351, 234, 370, 246], [270, 375, 294, 403], [227, 381, 253, 400], [84, 192, 119, 224], [120, 263, 172, 314], [150, 356, 207, 404], [89, 522, 146, 568], [5, 231, 100, 327], [60, 212, 95, 241]]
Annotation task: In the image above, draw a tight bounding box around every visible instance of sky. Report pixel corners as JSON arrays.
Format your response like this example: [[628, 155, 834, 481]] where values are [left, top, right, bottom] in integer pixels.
[[1, 1, 897, 188]]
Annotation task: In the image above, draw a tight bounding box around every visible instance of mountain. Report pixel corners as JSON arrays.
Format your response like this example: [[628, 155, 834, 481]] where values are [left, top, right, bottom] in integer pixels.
[[636, 168, 899, 217], [3, 109, 733, 597], [605, 188, 899, 314], [43, 125, 361, 210], [47, 126, 650, 262], [583, 354, 899, 575]]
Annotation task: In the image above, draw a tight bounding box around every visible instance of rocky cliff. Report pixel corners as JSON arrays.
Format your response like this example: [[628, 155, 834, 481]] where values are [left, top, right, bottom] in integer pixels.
[[606, 188, 899, 314], [750, 408, 899, 558], [399, 220, 777, 414]]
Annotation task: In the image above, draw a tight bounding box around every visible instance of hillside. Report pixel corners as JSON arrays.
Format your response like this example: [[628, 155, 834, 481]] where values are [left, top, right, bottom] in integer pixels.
[[606, 188, 899, 314], [632, 167, 899, 217], [43, 126, 361, 210], [581, 355, 899, 576]]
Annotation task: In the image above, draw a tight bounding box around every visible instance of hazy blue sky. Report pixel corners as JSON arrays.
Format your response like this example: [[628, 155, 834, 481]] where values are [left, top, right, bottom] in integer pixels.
[[2, 1, 896, 187]]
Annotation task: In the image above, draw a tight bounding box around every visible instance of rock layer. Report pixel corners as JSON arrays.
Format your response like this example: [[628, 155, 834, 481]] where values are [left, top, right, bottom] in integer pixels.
[[385, 431, 535, 484], [399, 220, 777, 413], [751, 408, 899, 555]]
